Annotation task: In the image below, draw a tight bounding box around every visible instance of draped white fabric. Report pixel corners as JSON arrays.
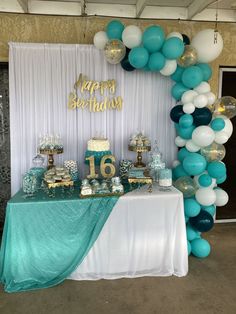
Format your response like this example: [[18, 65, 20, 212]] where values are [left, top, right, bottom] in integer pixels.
[[9, 42, 177, 195], [69, 185, 188, 279]]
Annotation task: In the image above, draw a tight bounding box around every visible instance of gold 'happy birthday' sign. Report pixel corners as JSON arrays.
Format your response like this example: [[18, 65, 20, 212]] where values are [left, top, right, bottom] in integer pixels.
[[68, 73, 123, 112]]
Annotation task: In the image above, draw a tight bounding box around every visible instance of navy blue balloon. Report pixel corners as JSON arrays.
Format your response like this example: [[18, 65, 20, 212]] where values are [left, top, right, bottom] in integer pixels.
[[192, 107, 212, 126], [189, 210, 214, 232], [170, 105, 184, 123], [182, 34, 190, 45], [121, 58, 135, 72]]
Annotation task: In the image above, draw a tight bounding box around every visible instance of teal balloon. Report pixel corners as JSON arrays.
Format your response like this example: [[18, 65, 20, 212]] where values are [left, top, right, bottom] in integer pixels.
[[191, 238, 211, 258], [171, 66, 184, 82], [173, 164, 188, 179], [202, 205, 216, 217], [177, 147, 191, 162], [185, 216, 189, 223], [197, 63, 212, 81], [187, 240, 191, 256], [106, 20, 125, 40], [198, 174, 212, 187], [210, 118, 225, 131], [171, 83, 188, 101], [142, 25, 165, 53], [186, 224, 200, 241], [162, 37, 185, 59], [184, 198, 201, 217], [128, 47, 149, 69], [181, 66, 204, 88], [183, 153, 207, 176], [216, 174, 227, 184], [175, 124, 195, 140], [179, 114, 193, 128], [207, 161, 226, 179], [148, 52, 166, 71]]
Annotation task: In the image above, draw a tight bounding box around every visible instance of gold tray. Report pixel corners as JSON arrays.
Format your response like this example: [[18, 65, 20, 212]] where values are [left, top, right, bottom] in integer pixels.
[[80, 192, 124, 199], [128, 145, 151, 153], [45, 180, 74, 189], [128, 177, 153, 184], [40, 148, 63, 155]]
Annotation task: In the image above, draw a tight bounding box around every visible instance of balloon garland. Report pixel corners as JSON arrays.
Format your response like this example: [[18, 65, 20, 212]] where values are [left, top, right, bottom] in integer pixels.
[[93, 20, 236, 259]]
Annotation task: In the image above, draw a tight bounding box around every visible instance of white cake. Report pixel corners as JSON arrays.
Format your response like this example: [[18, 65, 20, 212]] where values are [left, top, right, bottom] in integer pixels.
[[87, 138, 110, 152]]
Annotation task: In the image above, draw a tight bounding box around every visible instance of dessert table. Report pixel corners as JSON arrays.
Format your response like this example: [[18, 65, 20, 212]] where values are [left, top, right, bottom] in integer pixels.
[[0, 184, 188, 293]]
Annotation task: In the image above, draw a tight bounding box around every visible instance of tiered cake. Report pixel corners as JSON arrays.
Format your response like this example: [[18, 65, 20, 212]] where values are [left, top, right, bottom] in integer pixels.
[[85, 137, 112, 165]]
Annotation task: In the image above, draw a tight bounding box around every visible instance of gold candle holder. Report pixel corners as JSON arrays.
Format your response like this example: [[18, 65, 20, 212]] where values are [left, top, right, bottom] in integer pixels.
[[39, 148, 63, 169], [128, 145, 151, 168]]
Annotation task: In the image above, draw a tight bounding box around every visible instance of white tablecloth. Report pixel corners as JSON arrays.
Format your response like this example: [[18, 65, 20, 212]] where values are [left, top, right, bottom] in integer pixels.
[[69, 185, 188, 280]]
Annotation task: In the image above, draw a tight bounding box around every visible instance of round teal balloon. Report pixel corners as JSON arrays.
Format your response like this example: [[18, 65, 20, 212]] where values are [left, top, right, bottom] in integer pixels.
[[177, 147, 191, 162], [210, 118, 225, 131], [184, 198, 201, 217], [173, 164, 188, 179], [202, 205, 216, 217], [186, 224, 200, 241], [148, 52, 166, 71], [197, 63, 212, 81], [106, 20, 125, 40], [191, 238, 211, 258], [175, 124, 195, 140], [142, 25, 165, 53], [183, 153, 207, 176], [171, 66, 184, 82], [207, 161, 226, 179], [128, 47, 149, 69], [171, 83, 188, 101], [162, 37, 185, 59], [216, 174, 227, 184], [187, 240, 191, 256], [179, 114, 193, 128], [181, 66, 204, 88], [198, 174, 212, 187]]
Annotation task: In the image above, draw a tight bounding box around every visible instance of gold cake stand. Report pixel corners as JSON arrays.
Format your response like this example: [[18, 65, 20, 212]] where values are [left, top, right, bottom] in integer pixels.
[[39, 148, 63, 169], [128, 145, 151, 168]]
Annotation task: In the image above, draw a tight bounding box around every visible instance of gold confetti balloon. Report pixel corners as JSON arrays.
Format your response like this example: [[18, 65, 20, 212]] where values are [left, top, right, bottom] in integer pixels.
[[177, 45, 198, 68], [200, 142, 226, 162], [208, 96, 236, 119], [104, 39, 126, 64], [174, 176, 198, 198]]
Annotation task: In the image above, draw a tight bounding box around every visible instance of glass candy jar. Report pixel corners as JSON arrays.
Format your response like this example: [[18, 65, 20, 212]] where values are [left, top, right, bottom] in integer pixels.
[[29, 154, 46, 189], [22, 172, 37, 197], [159, 168, 172, 191]]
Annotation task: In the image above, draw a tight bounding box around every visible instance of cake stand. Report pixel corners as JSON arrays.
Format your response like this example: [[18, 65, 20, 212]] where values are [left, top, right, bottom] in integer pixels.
[[39, 148, 63, 169], [128, 145, 151, 168]]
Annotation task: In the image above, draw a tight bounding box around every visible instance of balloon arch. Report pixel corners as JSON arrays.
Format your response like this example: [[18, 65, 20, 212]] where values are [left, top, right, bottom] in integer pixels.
[[93, 20, 236, 258]]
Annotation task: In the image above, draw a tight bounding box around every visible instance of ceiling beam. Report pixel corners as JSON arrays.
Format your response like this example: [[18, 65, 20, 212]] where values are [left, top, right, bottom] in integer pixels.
[[188, 0, 216, 19], [136, 0, 148, 18], [17, 0, 28, 13]]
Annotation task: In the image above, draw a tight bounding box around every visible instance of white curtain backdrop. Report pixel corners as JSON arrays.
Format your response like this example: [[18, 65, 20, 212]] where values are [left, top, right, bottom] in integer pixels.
[[9, 42, 177, 195]]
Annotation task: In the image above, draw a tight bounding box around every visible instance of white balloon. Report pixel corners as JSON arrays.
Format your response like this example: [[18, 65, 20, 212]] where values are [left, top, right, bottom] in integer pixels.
[[193, 94, 208, 108], [194, 172, 216, 189], [191, 29, 223, 63], [192, 126, 215, 147], [166, 32, 183, 41], [172, 160, 181, 168], [205, 92, 216, 105], [194, 82, 211, 94], [214, 131, 229, 144], [217, 115, 233, 138], [186, 140, 200, 152], [160, 60, 177, 76], [183, 103, 195, 114], [214, 188, 229, 206], [175, 136, 186, 147], [195, 188, 216, 206], [122, 25, 142, 49], [93, 31, 108, 50], [181, 90, 198, 104]]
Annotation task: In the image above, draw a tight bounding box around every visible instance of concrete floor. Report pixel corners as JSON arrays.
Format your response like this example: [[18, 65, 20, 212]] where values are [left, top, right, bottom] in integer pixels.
[[0, 223, 236, 314]]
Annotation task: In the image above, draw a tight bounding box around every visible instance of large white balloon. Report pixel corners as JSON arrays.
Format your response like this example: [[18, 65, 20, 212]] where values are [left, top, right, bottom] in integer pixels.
[[175, 136, 186, 147], [122, 25, 142, 49], [160, 60, 177, 76], [214, 131, 229, 144], [194, 82, 211, 94], [186, 140, 200, 152], [191, 29, 223, 63], [181, 90, 198, 104], [195, 188, 216, 206], [93, 31, 109, 50], [217, 115, 233, 138], [205, 92, 216, 105], [193, 94, 208, 108], [172, 160, 181, 168], [214, 188, 229, 206], [192, 126, 215, 147], [166, 32, 183, 41], [183, 103, 195, 114]]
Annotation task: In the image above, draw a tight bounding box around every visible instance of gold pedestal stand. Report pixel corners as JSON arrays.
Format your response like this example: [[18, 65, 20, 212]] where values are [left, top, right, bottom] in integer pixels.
[[128, 145, 151, 168], [39, 148, 63, 169]]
